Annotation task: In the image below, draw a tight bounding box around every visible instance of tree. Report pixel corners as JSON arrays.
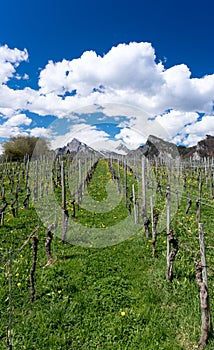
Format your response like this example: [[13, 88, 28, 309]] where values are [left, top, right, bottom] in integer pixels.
[[2, 135, 51, 161]]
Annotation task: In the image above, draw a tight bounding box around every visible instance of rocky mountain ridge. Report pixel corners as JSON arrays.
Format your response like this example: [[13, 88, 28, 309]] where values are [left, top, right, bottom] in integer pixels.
[[56, 135, 214, 159], [56, 138, 100, 157], [178, 135, 214, 159]]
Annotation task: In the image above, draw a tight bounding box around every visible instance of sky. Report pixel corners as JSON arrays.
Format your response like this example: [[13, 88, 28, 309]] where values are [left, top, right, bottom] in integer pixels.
[[0, 0, 214, 153]]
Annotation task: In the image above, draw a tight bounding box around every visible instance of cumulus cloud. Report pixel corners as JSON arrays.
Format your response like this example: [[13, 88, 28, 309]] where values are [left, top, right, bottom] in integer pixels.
[[35, 42, 214, 116], [0, 113, 31, 138], [0, 45, 28, 84], [115, 127, 147, 148], [51, 123, 110, 150], [185, 115, 214, 135], [183, 115, 214, 146], [38, 42, 164, 97], [0, 124, 28, 138], [160, 114, 214, 147], [0, 42, 214, 148], [28, 127, 53, 138], [4, 113, 32, 127], [155, 110, 199, 139]]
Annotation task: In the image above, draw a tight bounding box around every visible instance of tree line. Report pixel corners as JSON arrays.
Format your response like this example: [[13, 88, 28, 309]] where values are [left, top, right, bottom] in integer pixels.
[[1, 135, 51, 161]]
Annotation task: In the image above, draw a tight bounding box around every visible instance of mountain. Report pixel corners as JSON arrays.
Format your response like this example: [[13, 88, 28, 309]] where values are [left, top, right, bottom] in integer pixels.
[[178, 135, 214, 159], [127, 135, 179, 160], [127, 134, 214, 160], [55, 135, 214, 160], [115, 142, 130, 155], [56, 138, 101, 157]]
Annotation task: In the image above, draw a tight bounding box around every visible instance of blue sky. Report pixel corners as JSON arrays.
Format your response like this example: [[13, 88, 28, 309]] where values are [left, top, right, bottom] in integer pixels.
[[0, 0, 214, 152]]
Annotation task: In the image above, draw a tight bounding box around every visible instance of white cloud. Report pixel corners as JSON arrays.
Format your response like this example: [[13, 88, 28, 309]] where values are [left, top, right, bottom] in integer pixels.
[[151, 111, 213, 147], [28, 127, 53, 138], [155, 110, 199, 139], [0, 45, 28, 84], [183, 115, 214, 146], [185, 115, 214, 135], [0, 107, 15, 117], [182, 134, 203, 147], [159, 65, 214, 113], [34, 42, 214, 117], [4, 113, 31, 127], [0, 113, 32, 138], [51, 123, 110, 150], [0, 84, 35, 112], [15, 73, 29, 80], [0, 42, 214, 148], [115, 127, 147, 148], [0, 124, 28, 138], [38, 42, 164, 97]]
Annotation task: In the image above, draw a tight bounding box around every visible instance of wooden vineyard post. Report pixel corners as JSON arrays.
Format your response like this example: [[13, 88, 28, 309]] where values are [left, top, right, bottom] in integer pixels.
[[205, 158, 208, 188], [0, 201, 7, 226], [132, 184, 137, 224], [150, 196, 158, 258], [185, 193, 192, 215], [196, 170, 202, 223], [199, 224, 208, 289], [15, 184, 19, 218], [150, 195, 154, 240], [78, 158, 81, 183], [1, 183, 5, 200], [25, 156, 29, 188], [166, 184, 170, 273], [33, 160, 38, 202], [117, 158, 121, 193], [166, 229, 178, 281], [61, 161, 68, 243], [23, 187, 31, 211], [142, 156, 150, 237], [124, 158, 127, 206], [175, 189, 179, 209], [78, 158, 83, 204], [43, 223, 57, 267], [195, 223, 213, 347], [196, 198, 201, 223], [83, 158, 86, 191], [210, 167, 214, 199], [7, 251, 13, 350], [0, 184, 6, 225], [0, 183, 8, 225], [142, 156, 147, 219], [30, 236, 38, 303]]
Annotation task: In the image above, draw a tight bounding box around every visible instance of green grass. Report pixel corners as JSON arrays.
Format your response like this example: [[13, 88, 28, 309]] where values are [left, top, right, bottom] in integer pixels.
[[0, 159, 214, 349]]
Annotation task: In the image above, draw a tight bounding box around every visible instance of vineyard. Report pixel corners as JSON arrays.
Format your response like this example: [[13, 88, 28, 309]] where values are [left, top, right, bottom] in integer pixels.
[[0, 152, 214, 349]]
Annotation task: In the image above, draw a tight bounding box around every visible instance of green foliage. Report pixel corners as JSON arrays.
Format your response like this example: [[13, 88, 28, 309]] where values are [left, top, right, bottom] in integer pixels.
[[2, 135, 50, 161]]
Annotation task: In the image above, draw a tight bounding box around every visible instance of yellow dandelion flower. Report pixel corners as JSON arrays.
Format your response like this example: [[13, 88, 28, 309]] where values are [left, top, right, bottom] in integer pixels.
[[15, 273, 19, 277], [58, 290, 62, 294], [17, 282, 21, 287], [121, 311, 126, 316]]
